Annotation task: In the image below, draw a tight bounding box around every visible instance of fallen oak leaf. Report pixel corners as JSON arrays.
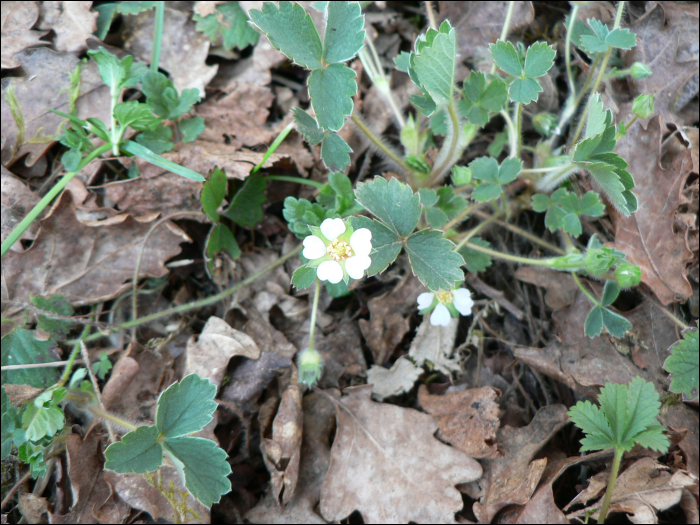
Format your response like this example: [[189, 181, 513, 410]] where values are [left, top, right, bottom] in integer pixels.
[[0, 1, 49, 69]]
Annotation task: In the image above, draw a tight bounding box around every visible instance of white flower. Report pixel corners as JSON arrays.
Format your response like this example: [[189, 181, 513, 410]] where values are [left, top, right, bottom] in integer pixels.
[[303, 218, 372, 284], [417, 287, 474, 326]]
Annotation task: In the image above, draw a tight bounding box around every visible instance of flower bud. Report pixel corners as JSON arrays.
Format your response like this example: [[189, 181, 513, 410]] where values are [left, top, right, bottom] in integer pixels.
[[532, 112, 558, 136], [615, 262, 641, 287], [297, 348, 323, 387], [405, 155, 431, 175], [632, 94, 654, 119], [451, 165, 472, 185], [630, 62, 652, 79]]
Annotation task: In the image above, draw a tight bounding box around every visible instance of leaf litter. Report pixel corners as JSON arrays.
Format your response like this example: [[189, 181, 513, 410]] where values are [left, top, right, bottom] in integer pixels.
[[0, 2, 698, 524]]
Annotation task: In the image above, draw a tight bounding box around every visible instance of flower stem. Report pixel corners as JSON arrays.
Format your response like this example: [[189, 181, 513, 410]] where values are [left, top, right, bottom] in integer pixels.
[[453, 210, 505, 251], [572, 272, 601, 307], [472, 210, 565, 255], [430, 102, 462, 183], [455, 239, 580, 269], [308, 278, 322, 351], [598, 447, 624, 524], [350, 113, 411, 174], [500, 109, 519, 158], [515, 102, 523, 157], [56, 321, 93, 388], [265, 175, 325, 189], [564, 3, 580, 102], [443, 202, 485, 231], [151, 2, 165, 71]]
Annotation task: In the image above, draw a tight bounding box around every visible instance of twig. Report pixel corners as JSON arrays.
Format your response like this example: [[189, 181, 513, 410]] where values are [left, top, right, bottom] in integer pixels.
[[466, 273, 525, 321], [80, 341, 116, 443]]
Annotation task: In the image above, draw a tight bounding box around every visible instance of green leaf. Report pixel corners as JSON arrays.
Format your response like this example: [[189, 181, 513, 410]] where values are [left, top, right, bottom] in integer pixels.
[[283, 197, 327, 238], [104, 425, 163, 473], [163, 436, 232, 507], [523, 41, 556, 78], [584, 306, 604, 338], [31, 294, 75, 340], [292, 265, 317, 289], [350, 216, 402, 275], [88, 47, 145, 90], [458, 237, 492, 274], [602, 308, 632, 338], [116, 1, 158, 15], [224, 176, 267, 228], [622, 377, 663, 446], [292, 107, 324, 145], [531, 193, 550, 212], [62, 148, 82, 172], [201, 168, 227, 222], [489, 40, 522, 77], [509, 77, 543, 104], [322, 1, 365, 63], [469, 156, 521, 201], [114, 101, 161, 131], [429, 109, 448, 135], [141, 71, 200, 120], [248, 1, 323, 70], [2, 413, 15, 459], [404, 229, 464, 291], [156, 374, 218, 438], [411, 21, 456, 106], [308, 63, 357, 132], [194, 1, 259, 51], [179, 117, 205, 143], [584, 93, 608, 139], [419, 189, 438, 208], [472, 183, 503, 202], [580, 161, 631, 215], [664, 327, 699, 400], [498, 157, 522, 183], [561, 213, 582, 237], [469, 156, 499, 184], [601, 280, 621, 306], [394, 51, 410, 72], [425, 207, 448, 228], [22, 402, 64, 442], [94, 3, 118, 40], [325, 279, 351, 298], [320, 132, 352, 172], [632, 424, 669, 452], [93, 352, 113, 380], [354, 177, 421, 237], [604, 28, 637, 50], [1, 386, 8, 417], [1, 329, 60, 388], [206, 224, 241, 268], [135, 124, 174, 154], [459, 72, 508, 127], [120, 140, 205, 182], [568, 401, 615, 451]]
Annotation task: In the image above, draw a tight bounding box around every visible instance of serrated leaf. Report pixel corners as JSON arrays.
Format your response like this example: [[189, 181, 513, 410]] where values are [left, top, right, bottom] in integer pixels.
[[1, 329, 60, 388], [308, 64, 357, 131], [411, 23, 456, 105], [531, 193, 550, 212], [224, 176, 267, 228], [350, 216, 401, 275], [459, 72, 507, 127], [580, 161, 631, 215], [163, 436, 232, 507], [601, 280, 621, 306], [429, 109, 448, 135], [663, 327, 699, 400], [355, 177, 421, 237], [31, 295, 75, 339], [409, 93, 437, 116], [194, 1, 259, 51], [201, 168, 227, 222], [321, 132, 352, 172], [425, 207, 448, 228], [472, 183, 503, 202], [292, 107, 324, 145], [568, 401, 615, 451], [604, 28, 636, 50], [156, 374, 217, 438], [631, 424, 669, 452], [509, 77, 543, 104], [497, 157, 522, 184], [292, 265, 317, 289], [88, 47, 145, 91], [179, 117, 205, 143], [248, 1, 323, 70], [142, 71, 200, 120], [22, 402, 64, 442], [585, 306, 604, 337], [458, 237, 492, 273], [579, 191, 605, 216], [135, 124, 174, 154], [523, 41, 555, 78], [469, 156, 499, 184], [622, 376, 662, 445], [283, 197, 327, 238], [405, 230, 464, 291], [114, 101, 161, 131], [394, 51, 410, 72], [585, 94, 607, 139], [104, 425, 163, 473], [561, 213, 582, 236], [323, 1, 365, 63], [206, 224, 241, 269], [489, 40, 522, 77]]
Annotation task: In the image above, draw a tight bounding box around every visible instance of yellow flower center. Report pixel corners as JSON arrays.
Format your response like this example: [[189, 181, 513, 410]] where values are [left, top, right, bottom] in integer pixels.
[[327, 240, 353, 261], [436, 289, 453, 304]]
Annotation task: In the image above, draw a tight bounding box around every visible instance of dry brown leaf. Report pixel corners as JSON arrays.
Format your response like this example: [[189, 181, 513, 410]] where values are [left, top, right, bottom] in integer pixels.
[[37, 1, 97, 54], [566, 457, 696, 523], [1, 167, 40, 251], [3, 383, 43, 406], [515, 291, 678, 395], [246, 392, 335, 524], [1, 1, 48, 69], [514, 267, 578, 309], [101, 354, 139, 410], [625, 3, 699, 127], [260, 383, 303, 507], [18, 493, 48, 524], [122, 7, 217, 95], [1, 192, 189, 313], [48, 431, 130, 524], [320, 385, 483, 523], [366, 356, 422, 401], [0, 47, 111, 166], [232, 298, 298, 360], [663, 403, 699, 479], [418, 384, 501, 459], [211, 38, 286, 89], [409, 316, 460, 376], [359, 273, 424, 364], [613, 117, 695, 305], [473, 404, 569, 523]]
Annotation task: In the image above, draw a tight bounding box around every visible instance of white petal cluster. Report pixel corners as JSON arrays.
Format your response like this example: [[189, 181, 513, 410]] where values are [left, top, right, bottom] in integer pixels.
[[417, 287, 474, 326], [302, 218, 373, 284]]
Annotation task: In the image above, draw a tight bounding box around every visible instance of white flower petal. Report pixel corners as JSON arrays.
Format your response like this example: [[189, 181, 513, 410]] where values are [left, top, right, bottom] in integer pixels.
[[349, 228, 372, 256], [417, 292, 435, 310], [302, 235, 327, 260], [317, 260, 344, 284], [452, 288, 474, 316], [430, 303, 451, 326], [345, 255, 371, 280], [320, 218, 346, 241]]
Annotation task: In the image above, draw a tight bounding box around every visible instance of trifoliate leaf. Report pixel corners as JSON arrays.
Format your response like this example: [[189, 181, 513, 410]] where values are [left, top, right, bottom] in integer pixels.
[[424, 186, 466, 228], [156, 374, 218, 438], [585, 305, 604, 338], [292, 265, 317, 289], [355, 177, 422, 237], [1, 328, 60, 388], [472, 183, 503, 202], [308, 63, 357, 132], [163, 436, 232, 507], [536, 189, 604, 237], [321, 132, 352, 172], [292, 107, 324, 145], [323, 172, 362, 216], [523, 41, 556, 78], [411, 21, 456, 106], [458, 237, 492, 274], [459, 72, 507, 127], [194, 1, 259, 51], [469, 156, 499, 184], [489, 40, 522, 77], [405, 229, 464, 291], [323, 1, 365, 63], [201, 168, 227, 222], [509, 77, 543, 104], [141, 71, 201, 120], [114, 101, 161, 131], [224, 176, 267, 228], [93, 352, 113, 380], [350, 216, 402, 275], [31, 294, 74, 339], [469, 156, 522, 201], [135, 124, 174, 154], [22, 401, 64, 442], [248, 1, 323, 70], [663, 327, 698, 400], [178, 117, 205, 143], [283, 197, 327, 238], [104, 425, 163, 473], [602, 307, 630, 337]]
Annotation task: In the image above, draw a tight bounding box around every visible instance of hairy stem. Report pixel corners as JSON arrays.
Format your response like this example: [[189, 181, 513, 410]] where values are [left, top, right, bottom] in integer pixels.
[[598, 447, 624, 524], [430, 102, 463, 184], [515, 102, 523, 157], [572, 272, 601, 307], [308, 278, 321, 352], [472, 210, 566, 254], [500, 109, 519, 157], [350, 113, 411, 174], [456, 240, 581, 269], [565, 4, 580, 102], [56, 321, 92, 388], [265, 175, 324, 189], [453, 210, 505, 251]]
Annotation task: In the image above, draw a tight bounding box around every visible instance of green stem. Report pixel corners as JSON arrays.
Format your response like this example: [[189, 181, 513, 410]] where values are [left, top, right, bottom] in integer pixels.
[[350, 113, 411, 174], [515, 102, 523, 157], [1, 143, 113, 258], [110, 86, 120, 157], [308, 278, 321, 352], [430, 102, 462, 183], [500, 109, 518, 158], [443, 202, 485, 231], [565, 4, 580, 102], [456, 240, 580, 269], [424, 1, 437, 30], [490, 1, 516, 75], [56, 321, 92, 388], [151, 2, 165, 71], [251, 121, 294, 175], [453, 210, 505, 251], [521, 165, 570, 174], [265, 175, 324, 189], [87, 404, 139, 432], [472, 210, 565, 254], [573, 272, 601, 307], [598, 447, 623, 524], [74, 244, 302, 344]]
